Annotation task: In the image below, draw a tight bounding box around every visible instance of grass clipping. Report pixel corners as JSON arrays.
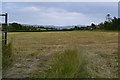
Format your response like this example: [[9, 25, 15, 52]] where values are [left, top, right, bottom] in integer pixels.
[[38, 49, 89, 78]]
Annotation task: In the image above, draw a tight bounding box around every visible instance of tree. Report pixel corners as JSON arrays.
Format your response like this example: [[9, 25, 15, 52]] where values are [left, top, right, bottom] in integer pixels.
[[102, 17, 120, 30], [91, 23, 95, 26], [8, 23, 22, 31], [91, 23, 96, 29], [74, 26, 79, 30], [106, 14, 112, 22]]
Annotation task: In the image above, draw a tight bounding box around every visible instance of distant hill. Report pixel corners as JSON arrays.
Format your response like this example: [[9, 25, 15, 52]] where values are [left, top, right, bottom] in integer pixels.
[[21, 24, 86, 29]]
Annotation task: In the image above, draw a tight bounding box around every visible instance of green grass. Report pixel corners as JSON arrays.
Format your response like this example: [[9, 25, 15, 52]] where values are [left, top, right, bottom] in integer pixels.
[[35, 49, 90, 78], [2, 42, 13, 71]]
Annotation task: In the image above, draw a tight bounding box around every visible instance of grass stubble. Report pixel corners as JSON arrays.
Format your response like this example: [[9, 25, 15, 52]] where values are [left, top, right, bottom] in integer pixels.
[[2, 31, 118, 78]]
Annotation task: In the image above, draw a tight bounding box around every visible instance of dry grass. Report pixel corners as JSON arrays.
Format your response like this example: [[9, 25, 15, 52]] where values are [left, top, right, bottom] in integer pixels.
[[33, 49, 89, 78], [8, 31, 118, 54], [4, 31, 118, 78]]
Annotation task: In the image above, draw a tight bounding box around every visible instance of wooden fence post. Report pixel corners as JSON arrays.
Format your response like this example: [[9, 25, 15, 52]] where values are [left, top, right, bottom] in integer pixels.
[[5, 13, 7, 46]]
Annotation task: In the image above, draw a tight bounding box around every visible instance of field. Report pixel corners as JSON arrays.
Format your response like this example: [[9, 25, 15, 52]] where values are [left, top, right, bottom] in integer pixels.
[[3, 31, 118, 78]]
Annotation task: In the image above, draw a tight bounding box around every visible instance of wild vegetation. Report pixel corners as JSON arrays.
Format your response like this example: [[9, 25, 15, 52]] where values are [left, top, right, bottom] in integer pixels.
[[2, 42, 13, 73], [34, 50, 90, 78], [98, 17, 120, 30], [2, 31, 118, 78]]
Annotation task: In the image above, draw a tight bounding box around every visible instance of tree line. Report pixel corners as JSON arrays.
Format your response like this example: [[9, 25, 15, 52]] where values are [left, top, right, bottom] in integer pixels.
[[98, 17, 120, 30], [2, 17, 120, 32]]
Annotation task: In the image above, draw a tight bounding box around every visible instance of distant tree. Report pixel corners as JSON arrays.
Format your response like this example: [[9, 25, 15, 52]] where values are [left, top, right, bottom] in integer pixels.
[[91, 23, 95, 26], [106, 14, 112, 22], [98, 22, 104, 29], [102, 17, 120, 30], [91, 23, 96, 29], [8, 23, 22, 31], [74, 26, 79, 30]]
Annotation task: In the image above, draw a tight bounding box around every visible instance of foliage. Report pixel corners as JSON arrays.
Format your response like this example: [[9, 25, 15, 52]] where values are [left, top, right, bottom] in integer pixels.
[[7, 23, 37, 31], [99, 17, 120, 30]]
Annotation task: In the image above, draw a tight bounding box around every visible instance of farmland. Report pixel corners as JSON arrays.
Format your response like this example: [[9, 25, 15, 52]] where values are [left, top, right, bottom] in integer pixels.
[[3, 31, 118, 78]]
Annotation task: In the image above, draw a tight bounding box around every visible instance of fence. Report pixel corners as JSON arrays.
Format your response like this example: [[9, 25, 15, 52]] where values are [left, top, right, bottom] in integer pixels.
[[0, 13, 8, 46]]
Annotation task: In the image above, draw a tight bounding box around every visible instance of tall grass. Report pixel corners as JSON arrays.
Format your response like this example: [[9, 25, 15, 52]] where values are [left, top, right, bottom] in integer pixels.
[[36, 49, 90, 78], [2, 42, 13, 71]]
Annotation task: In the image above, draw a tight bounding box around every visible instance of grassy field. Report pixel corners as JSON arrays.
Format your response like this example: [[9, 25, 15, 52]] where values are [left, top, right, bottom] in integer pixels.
[[3, 31, 118, 78]]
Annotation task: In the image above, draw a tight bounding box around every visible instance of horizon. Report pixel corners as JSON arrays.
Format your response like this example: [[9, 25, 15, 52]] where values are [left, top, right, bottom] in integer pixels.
[[9, 22, 87, 27], [2, 2, 118, 26]]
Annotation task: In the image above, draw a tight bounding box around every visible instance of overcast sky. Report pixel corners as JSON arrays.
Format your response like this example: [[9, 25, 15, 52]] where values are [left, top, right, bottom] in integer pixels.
[[2, 2, 118, 26]]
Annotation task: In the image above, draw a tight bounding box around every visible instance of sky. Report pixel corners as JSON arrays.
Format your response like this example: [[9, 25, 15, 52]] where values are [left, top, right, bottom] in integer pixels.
[[2, 2, 118, 26]]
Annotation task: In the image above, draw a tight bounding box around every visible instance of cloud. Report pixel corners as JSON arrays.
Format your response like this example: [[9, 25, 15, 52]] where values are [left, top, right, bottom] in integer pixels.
[[21, 6, 40, 11], [4, 4, 90, 25], [32, 7, 90, 25], [2, 0, 118, 2], [2, 2, 117, 25]]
